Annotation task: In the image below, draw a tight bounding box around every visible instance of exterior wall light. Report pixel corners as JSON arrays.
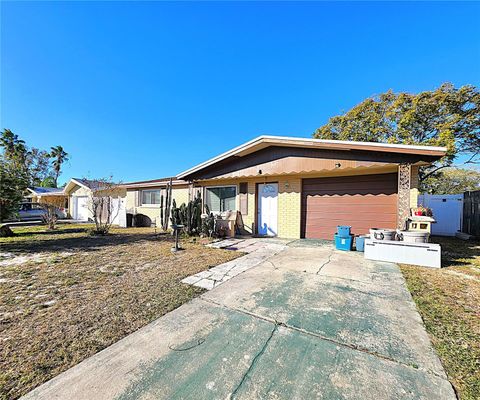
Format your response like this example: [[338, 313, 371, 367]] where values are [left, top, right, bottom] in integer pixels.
[[335, 163, 341, 168]]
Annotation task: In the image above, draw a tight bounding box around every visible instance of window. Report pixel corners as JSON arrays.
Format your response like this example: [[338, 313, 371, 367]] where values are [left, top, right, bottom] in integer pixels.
[[142, 190, 161, 205], [205, 186, 236, 212]]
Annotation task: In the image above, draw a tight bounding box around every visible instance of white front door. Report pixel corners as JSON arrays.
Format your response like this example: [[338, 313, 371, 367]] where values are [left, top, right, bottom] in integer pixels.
[[257, 183, 278, 236], [74, 196, 89, 221]]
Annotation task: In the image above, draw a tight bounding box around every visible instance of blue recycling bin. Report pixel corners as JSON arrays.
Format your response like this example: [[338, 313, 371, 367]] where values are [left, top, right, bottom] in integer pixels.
[[355, 235, 367, 252], [334, 234, 353, 251], [337, 225, 351, 236]]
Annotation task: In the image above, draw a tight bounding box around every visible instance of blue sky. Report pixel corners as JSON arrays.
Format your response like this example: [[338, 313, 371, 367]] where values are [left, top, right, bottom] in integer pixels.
[[1, 1, 479, 184]]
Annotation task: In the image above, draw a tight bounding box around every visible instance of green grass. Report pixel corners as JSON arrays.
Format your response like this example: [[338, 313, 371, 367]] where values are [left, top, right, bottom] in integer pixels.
[[400, 236, 480, 400]]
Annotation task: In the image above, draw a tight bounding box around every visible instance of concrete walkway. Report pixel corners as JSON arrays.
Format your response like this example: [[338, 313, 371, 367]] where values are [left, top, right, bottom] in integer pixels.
[[22, 241, 455, 400], [182, 238, 291, 289]]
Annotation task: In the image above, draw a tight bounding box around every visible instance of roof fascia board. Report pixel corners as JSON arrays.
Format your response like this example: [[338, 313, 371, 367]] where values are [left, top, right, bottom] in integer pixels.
[[177, 135, 447, 179], [122, 180, 187, 189], [178, 136, 263, 179]]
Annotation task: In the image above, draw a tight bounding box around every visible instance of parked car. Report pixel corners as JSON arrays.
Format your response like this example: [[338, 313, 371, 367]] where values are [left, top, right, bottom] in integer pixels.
[[15, 203, 68, 221]]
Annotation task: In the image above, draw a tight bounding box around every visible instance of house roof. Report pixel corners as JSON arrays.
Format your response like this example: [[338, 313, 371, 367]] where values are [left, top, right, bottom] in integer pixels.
[[64, 178, 118, 194], [72, 178, 105, 190], [27, 187, 65, 196], [177, 135, 447, 179], [122, 177, 187, 189]]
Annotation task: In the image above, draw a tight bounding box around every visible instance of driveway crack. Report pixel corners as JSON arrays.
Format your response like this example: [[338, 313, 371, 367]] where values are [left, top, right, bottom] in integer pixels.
[[316, 250, 334, 274], [265, 259, 279, 270], [230, 323, 278, 399], [212, 263, 238, 287], [199, 297, 447, 380]]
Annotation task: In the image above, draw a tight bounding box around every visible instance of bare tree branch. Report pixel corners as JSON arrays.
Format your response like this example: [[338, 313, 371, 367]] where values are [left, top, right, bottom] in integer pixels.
[[85, 177, 122, 235], [420, 165, 449, 181]]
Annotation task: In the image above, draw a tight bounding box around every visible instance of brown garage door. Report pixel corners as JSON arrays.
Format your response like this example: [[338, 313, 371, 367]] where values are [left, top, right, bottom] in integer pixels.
[[301, 173, 398, 239]]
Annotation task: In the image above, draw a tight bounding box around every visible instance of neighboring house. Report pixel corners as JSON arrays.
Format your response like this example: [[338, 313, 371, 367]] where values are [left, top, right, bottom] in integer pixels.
[[122, 177, 190, 226], [64, 178, 126, 224], [25, 187, 68, 209], [126, 136, 446, 239]]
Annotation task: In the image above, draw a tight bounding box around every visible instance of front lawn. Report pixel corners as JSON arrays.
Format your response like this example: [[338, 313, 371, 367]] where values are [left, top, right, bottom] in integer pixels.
[[400, 236, 480, 400], [0, 224, 239, 400]]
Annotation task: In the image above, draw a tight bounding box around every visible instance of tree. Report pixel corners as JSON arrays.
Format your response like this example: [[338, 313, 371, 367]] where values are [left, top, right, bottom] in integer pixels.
[[0, 130, 30, 223], [86, 178, 121, 235], [50, 145, 69, 188], [313, 83, 480, 181], [0, 129, 28, 168], [0, 129, 68, 222], [0, 154, 28, 223], [1, 129, 56, 187], [27, 148, 53, 187], [39, 195, 66, 230], [40, 176, 57, 188], [421, 167, 480, 194]]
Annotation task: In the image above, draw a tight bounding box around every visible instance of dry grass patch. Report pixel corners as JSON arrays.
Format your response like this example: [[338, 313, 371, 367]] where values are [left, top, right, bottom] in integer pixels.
[[400, 237, 480, 400], [0, 224, 239, 400]]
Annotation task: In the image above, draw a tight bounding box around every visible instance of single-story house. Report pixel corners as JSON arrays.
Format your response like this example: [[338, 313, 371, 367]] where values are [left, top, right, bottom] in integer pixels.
[[125, 136, 446, 239], [64, 178, 126, 224], [122, 177, 190, 226], [25, 187, 69, 210]]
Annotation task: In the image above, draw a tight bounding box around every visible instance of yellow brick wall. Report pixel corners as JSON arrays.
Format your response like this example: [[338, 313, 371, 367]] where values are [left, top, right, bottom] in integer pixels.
[[410, 165, 420, 208], [277, 177, 301, 239], [241, 181, 256, 234]]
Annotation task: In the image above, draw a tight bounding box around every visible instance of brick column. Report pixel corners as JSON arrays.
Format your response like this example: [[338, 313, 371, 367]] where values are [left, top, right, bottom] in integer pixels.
[[397, 163, 411, 230]]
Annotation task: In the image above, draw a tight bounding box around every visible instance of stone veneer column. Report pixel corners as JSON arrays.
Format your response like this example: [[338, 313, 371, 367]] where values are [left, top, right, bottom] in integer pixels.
[[397, 163, 412, 230]]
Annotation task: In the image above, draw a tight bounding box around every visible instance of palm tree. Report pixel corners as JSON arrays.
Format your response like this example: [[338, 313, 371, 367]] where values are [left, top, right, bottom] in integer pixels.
[[50, 145, 69, 188], [0, 129, 26, 161]]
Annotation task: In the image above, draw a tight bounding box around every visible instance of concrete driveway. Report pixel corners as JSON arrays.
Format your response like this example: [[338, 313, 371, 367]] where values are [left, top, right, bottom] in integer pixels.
[[23, 241, 455, 400]]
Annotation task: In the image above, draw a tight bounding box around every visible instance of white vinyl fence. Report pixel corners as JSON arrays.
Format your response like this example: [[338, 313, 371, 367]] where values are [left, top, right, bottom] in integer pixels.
[[418, 194, 463, 236]]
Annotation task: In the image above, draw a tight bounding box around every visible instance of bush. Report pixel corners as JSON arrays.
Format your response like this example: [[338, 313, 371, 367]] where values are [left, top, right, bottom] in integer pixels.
[[201, 207, 215, 238], [40, 203, 59, 230], [170, 194, 203, 236], [0, 225, 15, 237], [88, 227, 109, 236]]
